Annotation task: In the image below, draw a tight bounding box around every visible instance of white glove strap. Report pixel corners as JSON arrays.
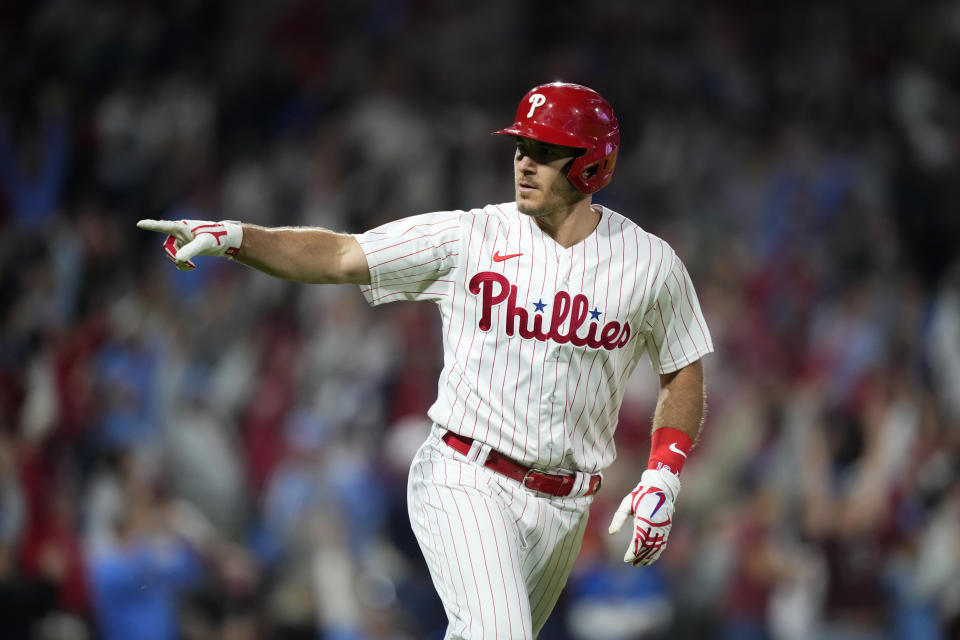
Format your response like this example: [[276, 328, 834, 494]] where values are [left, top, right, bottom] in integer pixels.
[[640, 467, 680, 501], [220, 220, 243, 258]]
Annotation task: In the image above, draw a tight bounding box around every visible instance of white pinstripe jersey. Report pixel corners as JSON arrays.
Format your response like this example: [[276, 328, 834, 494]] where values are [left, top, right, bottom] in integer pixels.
[[356, 203, 713, 473]]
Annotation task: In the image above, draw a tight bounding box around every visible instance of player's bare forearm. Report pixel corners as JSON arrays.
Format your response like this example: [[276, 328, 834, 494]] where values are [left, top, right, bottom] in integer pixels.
[[653, 359, 705, 444], [237, 224, 371, 285]]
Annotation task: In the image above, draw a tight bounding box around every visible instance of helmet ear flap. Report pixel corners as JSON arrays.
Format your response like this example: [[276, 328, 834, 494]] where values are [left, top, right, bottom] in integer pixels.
[[568, 146, 618, 194]]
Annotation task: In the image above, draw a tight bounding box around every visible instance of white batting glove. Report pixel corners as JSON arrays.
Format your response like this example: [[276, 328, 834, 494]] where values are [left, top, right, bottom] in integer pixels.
[[608, 468, 680, 567], [137, 219, 243, 271]]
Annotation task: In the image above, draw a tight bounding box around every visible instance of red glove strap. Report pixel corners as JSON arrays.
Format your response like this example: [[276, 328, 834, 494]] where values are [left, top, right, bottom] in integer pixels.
[[647, 427, 693, 476]]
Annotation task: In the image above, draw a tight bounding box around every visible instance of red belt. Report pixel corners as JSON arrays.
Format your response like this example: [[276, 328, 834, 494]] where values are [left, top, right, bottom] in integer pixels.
[[441, 431, 601, 497]]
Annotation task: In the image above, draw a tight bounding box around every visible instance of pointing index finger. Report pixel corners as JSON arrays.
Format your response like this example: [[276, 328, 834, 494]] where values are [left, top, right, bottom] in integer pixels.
[[137, 219, 184, 236]]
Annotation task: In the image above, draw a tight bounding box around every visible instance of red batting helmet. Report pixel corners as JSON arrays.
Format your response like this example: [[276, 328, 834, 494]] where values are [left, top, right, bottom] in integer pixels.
[[493, 82, 620, 194]]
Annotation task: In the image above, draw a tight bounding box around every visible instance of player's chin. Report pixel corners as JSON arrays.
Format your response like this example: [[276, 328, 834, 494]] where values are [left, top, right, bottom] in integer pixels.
[[516, 192, 543, 217]]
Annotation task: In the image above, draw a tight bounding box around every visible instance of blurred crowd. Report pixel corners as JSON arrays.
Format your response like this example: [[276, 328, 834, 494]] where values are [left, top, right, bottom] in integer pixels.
[[1, 1, 959, 639]]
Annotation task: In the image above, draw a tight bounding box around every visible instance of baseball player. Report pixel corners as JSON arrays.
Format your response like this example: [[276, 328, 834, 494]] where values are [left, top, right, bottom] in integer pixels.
[[138, 82, 712, 639]]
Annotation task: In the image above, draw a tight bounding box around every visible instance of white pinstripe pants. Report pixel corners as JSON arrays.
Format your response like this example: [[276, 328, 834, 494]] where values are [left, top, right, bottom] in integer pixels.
[[408, 426, 593, 639]]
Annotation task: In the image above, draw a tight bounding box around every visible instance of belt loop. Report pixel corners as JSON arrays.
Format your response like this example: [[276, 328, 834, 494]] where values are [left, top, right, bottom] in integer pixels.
[[569, 471, 589, 497], [467, 440, 492, 466]]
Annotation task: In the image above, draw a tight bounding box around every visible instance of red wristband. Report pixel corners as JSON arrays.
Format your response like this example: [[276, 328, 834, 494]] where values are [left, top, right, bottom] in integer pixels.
[[647, 427, 693, 476]]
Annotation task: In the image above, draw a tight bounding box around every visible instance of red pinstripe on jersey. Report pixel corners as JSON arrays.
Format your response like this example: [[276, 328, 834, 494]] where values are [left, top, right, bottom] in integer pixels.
[[365, 225, 459, 256]]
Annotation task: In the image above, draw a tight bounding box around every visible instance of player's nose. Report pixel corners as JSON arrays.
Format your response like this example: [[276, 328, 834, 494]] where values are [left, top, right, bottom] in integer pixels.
[[516, 153, 538, 173]]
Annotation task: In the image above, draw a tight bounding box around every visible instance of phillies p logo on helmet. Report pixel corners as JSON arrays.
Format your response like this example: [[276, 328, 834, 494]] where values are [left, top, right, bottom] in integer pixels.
[[526, 93, 547, 118]]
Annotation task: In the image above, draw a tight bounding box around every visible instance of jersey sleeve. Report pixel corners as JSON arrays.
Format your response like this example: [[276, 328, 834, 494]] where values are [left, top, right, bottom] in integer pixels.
[[642, 251, 714, 374], [354, 211, 462, 306]]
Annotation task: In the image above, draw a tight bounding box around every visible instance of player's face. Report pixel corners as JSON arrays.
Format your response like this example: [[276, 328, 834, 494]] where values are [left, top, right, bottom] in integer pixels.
[[514, 138, 585, 218]]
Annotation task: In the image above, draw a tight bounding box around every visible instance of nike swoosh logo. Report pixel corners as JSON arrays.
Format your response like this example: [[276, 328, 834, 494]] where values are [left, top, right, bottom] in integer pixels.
[[649, 491, 667, 518], [668, 443, 687, 458], [493, 251, 523, 262]]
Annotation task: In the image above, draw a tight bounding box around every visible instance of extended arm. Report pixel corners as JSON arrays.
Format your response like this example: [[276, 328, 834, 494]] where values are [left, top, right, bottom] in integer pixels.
[[237, 224, 370, 285], [136, 219, 371, 285]]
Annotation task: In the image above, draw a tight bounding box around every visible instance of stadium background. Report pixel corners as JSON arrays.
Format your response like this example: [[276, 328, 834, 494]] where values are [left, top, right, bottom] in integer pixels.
[[0, 1, 958, 638]]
